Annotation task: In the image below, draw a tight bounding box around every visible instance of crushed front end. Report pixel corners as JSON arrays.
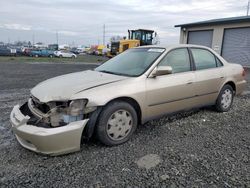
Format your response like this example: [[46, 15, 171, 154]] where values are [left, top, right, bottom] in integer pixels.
[[10, 96, 95, 155]]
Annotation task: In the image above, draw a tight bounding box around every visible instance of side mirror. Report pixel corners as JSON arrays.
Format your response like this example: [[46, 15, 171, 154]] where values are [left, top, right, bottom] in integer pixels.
[[150, 66, 172, 77]]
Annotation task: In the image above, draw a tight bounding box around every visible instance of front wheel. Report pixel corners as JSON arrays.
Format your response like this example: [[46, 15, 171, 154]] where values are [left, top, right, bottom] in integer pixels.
[[96, 101, 138, 146], [215, 85, 234, 112]]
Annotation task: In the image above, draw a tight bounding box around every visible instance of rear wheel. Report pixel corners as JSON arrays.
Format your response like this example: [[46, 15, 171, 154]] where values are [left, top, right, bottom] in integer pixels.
[[96, 101, 138, 146], [215, 85, 234, 112], [59, 55, 63, 58]]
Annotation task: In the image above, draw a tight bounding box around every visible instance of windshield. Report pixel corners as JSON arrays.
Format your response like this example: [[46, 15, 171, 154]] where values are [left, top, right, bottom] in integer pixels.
[[95, 48, 165, 77], [132, 31, 141, 40]]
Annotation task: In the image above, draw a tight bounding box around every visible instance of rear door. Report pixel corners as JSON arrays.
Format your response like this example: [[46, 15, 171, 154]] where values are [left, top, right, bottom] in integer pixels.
[[41, 50, 46, 56], [62, 51, 68, 57], [146, 48, 196, 119], [66, 52, 72, 57], [190, 48, 225, 106]]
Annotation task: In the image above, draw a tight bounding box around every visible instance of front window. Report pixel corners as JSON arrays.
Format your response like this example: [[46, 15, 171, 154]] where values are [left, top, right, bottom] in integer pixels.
[[158, 48, 191, 73], [95, 48, 165, 77]]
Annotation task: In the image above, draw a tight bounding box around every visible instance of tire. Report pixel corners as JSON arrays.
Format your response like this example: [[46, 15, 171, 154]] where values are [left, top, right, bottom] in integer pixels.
[[96, 101, 138, 146], [215, 84, 234, 112], [71, 55, 75, 58], [35, 54, 39, 58], [49, 54, 53, 58], [59, 55, 63, 58]]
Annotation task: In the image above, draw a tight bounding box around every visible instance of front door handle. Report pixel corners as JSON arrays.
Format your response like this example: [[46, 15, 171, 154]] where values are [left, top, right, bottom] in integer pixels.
[[186, 80, 193, 84]]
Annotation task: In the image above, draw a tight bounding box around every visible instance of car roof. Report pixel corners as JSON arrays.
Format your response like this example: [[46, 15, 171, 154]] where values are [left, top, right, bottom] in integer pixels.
[[136, 44, 211, 50]]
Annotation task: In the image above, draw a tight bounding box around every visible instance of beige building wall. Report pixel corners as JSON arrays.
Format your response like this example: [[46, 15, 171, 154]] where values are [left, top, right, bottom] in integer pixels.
[[179, 22, 250, 55]]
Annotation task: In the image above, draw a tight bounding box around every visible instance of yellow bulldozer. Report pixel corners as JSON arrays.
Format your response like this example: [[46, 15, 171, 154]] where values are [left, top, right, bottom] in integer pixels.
[[108, 29, 157, 57]]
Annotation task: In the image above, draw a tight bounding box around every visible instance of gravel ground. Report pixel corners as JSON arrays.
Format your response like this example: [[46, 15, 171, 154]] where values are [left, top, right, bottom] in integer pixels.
[[0, 62, 249, 187]]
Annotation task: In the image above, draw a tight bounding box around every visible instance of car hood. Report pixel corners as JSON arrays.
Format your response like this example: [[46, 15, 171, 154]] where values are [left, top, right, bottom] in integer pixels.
[[31, 70, 127, 102]]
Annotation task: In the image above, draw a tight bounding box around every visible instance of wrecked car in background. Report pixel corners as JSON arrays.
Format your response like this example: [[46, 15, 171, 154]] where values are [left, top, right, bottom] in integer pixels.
[[54, 50, 77, 58], [0, 46, 16, 56], [30, 49, 55, 57], [10, 44, 247, 155]]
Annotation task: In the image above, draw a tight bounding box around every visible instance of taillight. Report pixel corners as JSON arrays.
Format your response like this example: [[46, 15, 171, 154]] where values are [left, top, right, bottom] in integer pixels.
[[242, 68, 246, 77]]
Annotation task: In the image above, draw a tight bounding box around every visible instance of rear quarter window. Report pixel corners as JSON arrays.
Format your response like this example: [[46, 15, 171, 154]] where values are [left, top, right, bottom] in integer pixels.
[[216, 57, 224, 67]]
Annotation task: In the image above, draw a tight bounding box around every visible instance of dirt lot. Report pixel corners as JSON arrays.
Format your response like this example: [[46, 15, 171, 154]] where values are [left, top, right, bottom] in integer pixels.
[[0, 54, 109, 63], [0, 62, 249, 187]]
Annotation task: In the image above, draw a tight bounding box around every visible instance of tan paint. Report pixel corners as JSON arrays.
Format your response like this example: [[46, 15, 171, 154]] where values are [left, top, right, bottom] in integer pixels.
[[10, 44, 247, 156]]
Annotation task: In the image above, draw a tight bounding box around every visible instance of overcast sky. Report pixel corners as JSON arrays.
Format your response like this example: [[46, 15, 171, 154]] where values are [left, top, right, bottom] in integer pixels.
[[0, 0, 248, 46]]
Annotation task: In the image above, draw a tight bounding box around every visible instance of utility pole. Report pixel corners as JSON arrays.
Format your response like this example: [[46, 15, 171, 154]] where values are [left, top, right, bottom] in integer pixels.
[[247, 0, 250, 16], [103, 24, 105, 45], [56, 31, 59, 45], [32, 34, 35, 46]]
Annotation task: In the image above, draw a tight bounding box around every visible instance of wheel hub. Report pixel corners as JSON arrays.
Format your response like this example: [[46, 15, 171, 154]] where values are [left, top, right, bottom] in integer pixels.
[[106, 110, 133, 141], [221, 89, 232, 109]]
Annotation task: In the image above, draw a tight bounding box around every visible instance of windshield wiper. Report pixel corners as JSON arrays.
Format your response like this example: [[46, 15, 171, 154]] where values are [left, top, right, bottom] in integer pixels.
[[99, 70, 117, 75], [98, 70, 133, 77]]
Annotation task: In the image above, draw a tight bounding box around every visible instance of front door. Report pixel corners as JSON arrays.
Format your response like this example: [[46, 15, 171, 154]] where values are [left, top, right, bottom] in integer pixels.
[[145, 48, 196, 120]]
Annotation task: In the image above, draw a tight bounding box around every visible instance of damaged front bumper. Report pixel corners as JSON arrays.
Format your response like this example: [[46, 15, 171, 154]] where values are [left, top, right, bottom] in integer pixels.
[[10, 105, 89, 156]]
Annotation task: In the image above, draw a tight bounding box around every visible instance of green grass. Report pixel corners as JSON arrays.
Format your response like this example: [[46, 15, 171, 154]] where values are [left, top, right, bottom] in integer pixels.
[[0, 55, 109, 63]]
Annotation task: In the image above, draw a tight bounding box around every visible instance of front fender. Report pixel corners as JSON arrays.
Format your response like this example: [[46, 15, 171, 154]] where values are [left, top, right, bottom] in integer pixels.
[[71, 77, 147, 121], [71, 77, 146, 107], [82, 107, 103, 140]]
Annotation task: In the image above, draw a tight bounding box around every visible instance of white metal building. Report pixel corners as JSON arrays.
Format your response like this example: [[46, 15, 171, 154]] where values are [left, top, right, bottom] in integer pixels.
[[175, 16, 250, 67]]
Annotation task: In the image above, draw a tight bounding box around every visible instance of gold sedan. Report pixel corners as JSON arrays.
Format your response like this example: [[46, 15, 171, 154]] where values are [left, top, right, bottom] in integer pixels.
[[10, 44, 247, 155]]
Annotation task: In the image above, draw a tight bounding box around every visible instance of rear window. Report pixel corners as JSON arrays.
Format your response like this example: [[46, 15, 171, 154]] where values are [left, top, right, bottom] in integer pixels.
[[191, 48, 217, 70]]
